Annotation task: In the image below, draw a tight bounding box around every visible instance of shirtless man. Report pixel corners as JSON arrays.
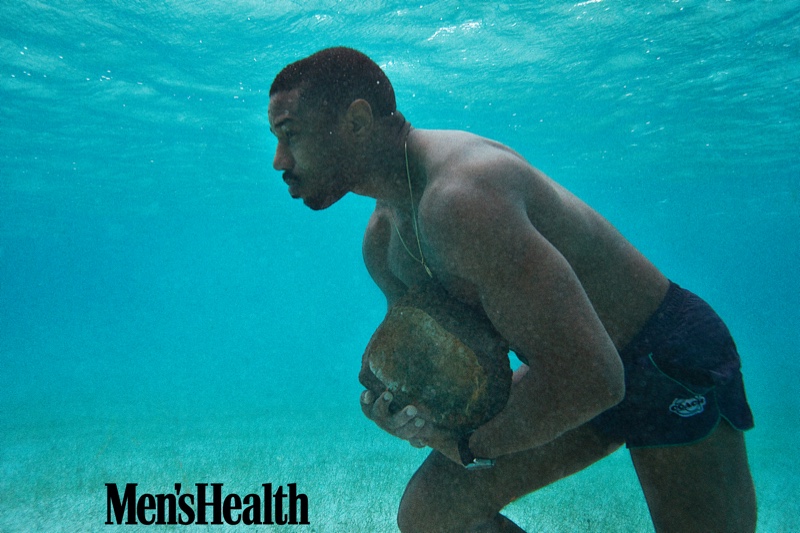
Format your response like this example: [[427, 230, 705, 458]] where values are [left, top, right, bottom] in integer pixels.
[[268, 47, 756, 532]]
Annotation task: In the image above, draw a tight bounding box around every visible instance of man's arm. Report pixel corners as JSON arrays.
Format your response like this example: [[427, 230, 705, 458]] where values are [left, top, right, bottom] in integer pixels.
[[424, 167, 625, 459]]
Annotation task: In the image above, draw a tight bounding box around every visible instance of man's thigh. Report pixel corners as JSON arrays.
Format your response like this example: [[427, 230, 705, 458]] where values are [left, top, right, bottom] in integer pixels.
[[398, 423, 623, 533], [630, 420, 756, 533]]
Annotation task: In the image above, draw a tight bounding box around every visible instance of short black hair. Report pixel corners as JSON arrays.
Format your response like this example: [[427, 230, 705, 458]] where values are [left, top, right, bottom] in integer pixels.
[[270, 47, 396, 118]]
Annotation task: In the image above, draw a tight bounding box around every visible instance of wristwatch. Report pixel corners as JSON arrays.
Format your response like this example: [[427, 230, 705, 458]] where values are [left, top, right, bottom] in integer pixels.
[[457, 432, 495, 470]]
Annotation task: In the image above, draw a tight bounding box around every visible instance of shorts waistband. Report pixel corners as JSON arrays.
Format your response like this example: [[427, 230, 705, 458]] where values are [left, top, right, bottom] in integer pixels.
[[618, 281, 689, 360], [657, 281, 690, 322]]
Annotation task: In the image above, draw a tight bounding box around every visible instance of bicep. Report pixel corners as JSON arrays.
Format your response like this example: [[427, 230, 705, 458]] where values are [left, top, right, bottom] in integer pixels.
[[430, 190, 619, 381], [426, 181, 624, 449]]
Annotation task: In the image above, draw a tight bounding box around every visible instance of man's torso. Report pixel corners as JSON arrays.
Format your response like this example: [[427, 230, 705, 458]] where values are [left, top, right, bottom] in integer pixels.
[[364, 129, 670, 351]]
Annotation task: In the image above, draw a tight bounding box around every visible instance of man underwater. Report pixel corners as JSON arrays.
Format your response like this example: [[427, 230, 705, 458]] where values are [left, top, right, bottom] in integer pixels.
[[268, 47, 755, 533]]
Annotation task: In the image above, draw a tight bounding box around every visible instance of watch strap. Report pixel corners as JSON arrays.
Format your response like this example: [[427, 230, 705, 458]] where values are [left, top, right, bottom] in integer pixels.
[[457, 432, 495, 470]]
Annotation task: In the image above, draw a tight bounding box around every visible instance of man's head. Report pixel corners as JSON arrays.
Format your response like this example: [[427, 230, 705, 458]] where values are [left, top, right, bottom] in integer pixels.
[[270, 47, 396, 122], [268, 48, 404, 210]]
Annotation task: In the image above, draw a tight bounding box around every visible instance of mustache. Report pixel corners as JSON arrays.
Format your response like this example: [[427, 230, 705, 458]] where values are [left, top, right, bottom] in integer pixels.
[[283, 171, 299, 183]]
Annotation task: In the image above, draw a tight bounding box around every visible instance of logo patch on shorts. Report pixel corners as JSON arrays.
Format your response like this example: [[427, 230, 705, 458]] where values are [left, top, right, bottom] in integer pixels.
[[669, 395, 706, 417]]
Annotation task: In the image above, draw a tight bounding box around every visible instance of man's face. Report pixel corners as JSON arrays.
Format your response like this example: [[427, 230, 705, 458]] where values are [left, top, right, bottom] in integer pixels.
[[268, 89, 351, 210]]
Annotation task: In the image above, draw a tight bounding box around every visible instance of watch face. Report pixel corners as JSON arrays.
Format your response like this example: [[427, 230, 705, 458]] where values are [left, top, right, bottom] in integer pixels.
[[465, 458, 496, 471]]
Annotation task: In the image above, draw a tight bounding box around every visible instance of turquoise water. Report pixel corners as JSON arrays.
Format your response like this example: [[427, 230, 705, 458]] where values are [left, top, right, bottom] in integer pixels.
[[1, 1, 798, 531]]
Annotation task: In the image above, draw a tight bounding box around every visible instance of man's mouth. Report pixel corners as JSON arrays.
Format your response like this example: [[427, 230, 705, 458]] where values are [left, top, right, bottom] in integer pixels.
[[283, 172, 301, 197]]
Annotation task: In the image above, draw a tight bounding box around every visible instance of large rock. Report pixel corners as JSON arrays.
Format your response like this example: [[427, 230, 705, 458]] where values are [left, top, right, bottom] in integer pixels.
[[359, 283, 512, 435]]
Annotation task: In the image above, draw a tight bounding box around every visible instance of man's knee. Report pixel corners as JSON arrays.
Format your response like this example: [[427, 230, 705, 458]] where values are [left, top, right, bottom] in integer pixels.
[[396, 456, 492, 533], [396, 493, 416, 533], [397, 473, 438, 533], [396, 502, 421, 533]]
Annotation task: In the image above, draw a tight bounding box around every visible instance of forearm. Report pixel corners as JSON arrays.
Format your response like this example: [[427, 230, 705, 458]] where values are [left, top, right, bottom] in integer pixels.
[[469, 365, 623, 458]]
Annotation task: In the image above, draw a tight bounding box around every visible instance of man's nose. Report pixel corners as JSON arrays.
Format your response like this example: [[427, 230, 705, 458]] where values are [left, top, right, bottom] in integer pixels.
[[273, 143, 294, 171]]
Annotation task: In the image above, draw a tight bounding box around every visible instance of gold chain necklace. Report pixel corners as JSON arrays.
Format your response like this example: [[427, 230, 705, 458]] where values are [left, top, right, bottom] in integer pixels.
[[391, 140, 433, 278]]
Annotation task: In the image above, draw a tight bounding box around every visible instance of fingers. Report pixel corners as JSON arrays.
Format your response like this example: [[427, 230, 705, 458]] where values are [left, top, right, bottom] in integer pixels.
[[360, 390, 375, 418], [358, 390, 462, 463], [360, 389, 429, 444], [370, 390, 393, 421]]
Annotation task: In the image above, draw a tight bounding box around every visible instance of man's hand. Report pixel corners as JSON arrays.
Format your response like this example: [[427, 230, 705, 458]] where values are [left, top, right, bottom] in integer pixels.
[[360, 390, 462, 464], [360, 390, 426, 446]]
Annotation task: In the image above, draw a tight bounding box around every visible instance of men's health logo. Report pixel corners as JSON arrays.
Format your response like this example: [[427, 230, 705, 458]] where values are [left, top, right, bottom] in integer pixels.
[[669, 395, 706, 417]]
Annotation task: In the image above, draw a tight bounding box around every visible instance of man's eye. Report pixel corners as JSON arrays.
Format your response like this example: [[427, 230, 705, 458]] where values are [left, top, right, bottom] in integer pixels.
[[279, 124, 295, 137]]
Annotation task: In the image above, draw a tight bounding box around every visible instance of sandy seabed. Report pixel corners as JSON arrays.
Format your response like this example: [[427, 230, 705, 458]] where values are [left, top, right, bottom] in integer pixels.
[[0, 397, 795, 532]]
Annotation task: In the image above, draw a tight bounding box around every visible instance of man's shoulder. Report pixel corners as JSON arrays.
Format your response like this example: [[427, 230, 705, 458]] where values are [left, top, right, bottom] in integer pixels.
[[420, 130, 534, 186], [418, 129, 515, 161], [421, 146, 531, 218]]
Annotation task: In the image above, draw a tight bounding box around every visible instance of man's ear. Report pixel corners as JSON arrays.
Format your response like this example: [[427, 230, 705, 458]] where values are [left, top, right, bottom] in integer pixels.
[[346, 99, 373, 137]]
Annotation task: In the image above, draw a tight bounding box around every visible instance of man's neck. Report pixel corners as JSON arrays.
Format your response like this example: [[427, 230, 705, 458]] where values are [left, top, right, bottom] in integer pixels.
[[353, 118, 419, 208]]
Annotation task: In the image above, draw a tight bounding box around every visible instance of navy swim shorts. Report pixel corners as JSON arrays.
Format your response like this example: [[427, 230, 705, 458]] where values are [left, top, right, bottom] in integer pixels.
[[589, 281, 754, 448]]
